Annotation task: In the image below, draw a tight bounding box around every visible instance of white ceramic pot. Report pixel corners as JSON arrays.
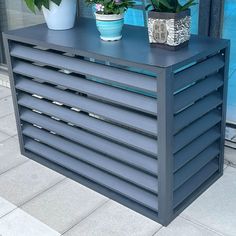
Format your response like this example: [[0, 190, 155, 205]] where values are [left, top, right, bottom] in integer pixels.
[[42, 0, 77, 30]]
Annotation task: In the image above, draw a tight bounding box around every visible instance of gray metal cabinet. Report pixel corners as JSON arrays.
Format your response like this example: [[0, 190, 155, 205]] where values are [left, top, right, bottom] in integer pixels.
[[3, 18, 230, 226]]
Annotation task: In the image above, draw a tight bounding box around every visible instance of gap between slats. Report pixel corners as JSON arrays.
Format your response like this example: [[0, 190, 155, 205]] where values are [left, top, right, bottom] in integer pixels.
[[24, 138, 159, 211], [173, 159, 219, 208], [174, 141, 220, 190], [15, 76, 157, 136], [22, 124, 158, 194], [17, 93, 158, 156], [174, 125, 221, 172], [174, 54, 224, 91], [174, 110, 222, 153], [10, 43, 157, 93], [13, 61, 157, 115], [20, 108, 158, 176], [174, 73, 223, 113], [174, 91, 222, 133]]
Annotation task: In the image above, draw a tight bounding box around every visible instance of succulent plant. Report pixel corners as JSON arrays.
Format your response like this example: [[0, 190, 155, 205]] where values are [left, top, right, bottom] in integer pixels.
[[146, 0, 197, 13]]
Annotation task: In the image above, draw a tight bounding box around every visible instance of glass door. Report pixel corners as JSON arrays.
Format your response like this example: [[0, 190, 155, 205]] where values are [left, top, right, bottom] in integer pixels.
[[223, 0, 236, 125]]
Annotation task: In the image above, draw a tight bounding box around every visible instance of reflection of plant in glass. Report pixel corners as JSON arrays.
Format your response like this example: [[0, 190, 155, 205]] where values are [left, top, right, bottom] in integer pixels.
[[146, 0, 197, 13], [85, 0, 135, 15], [23, 0, 63, 13]]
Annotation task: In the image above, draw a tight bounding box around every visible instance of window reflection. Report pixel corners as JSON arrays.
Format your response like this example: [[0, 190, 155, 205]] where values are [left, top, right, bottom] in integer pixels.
[[223, 0, 236, 123], [0, 0, 44, 63], [2, 0, 44, 30]]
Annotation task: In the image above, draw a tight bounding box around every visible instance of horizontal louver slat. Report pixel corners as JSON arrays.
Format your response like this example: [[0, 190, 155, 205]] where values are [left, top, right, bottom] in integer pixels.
[[174, 110, 221, 153], [23, 124, 158, 193], [174, 74, 223, 113], [18, 94, 158, 156], [174, 54, 224, 91], [13, 61, 157, 115], [174, 92, 222, 133], [24, 139, 159, 211], [173, 159, 219, 208], [174, 142, 220, 190], [20, 109, 158, 175], [174, 126, 221, 172], [10, 44, 157, 93], [15, 77, 157, 136]]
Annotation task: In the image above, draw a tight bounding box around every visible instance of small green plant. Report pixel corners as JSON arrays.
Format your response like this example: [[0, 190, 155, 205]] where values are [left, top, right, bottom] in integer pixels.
[[85, 0, 135, 15], [23, 0, 62, 13], [146, 0, 197, 13]]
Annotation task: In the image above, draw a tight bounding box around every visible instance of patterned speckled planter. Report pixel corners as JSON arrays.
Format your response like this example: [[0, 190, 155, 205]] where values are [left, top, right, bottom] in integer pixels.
[[148, 9, 191, 50], [95, 13, 124, 41]]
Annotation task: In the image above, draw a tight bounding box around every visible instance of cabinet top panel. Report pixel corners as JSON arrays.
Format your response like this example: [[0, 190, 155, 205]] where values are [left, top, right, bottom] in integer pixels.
[[3, 17, 229, 69]]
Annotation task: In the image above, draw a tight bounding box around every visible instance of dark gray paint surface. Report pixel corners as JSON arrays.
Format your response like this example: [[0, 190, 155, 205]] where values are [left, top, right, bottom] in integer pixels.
[[3, 20, 230, 226], [4, 17, 228, 69]]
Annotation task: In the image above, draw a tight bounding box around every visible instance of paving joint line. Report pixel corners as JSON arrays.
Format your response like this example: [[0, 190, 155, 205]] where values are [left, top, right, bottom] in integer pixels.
[[0, 112, 14, 120], [0, 160, 30, 178], [180, 215, 226, 236], [151, 226, 163, 236], [61, 199, 110, 235], [18, 177, 67, 208], [0, 133, 12, 142], [227, 162, 236, 169], [0, 206, 18, 220], [0, 130, 16, 138], [0, 112, 15, 120], [0, 94, 12, 102]]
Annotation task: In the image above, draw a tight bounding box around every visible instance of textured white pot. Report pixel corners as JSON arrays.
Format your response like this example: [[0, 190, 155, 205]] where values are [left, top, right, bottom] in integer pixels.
[[42, 0, 77, 30]]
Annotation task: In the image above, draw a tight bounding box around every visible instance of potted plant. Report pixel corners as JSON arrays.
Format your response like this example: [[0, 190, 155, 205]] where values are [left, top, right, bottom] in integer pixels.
[[85, 0, 135, 41], [146, 0, 197, 50], [23, 0, 77, 30]]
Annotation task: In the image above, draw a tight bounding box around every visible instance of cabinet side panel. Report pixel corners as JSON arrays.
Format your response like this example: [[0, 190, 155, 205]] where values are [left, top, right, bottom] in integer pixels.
[[2, 37, 25, 153]]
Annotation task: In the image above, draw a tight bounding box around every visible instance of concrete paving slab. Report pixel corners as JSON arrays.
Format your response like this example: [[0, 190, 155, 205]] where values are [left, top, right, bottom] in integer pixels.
[[0, 196, 16, 217], [64, 201, 161, 236], [0, 96, 13, 118], [0, 113, 17, 136], [224, 147, 236, 166], [0, 161, 64, 206], [182, 166, 236, 236], [0, 137, 28, 174], [154, 217, 223, 236], [0, 208, 61, 236], [21, 179, 108, 234], [0, 131, 10, 142], [0, 86, 11, 100]]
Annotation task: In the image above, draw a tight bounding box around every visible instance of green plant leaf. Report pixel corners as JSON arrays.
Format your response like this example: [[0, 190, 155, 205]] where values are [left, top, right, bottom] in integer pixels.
[[52, 0, 62, 6], [150, 0, 159, 11], [145, 3, 153, 10], [146, 0, 197, 13], [179, 0, 197, 12], [43, 0, 50, 9], [159, 0, 174, 11], [23, 0, 63, 12], [35, 0, 44, 10], [24, 0, 36, 13]]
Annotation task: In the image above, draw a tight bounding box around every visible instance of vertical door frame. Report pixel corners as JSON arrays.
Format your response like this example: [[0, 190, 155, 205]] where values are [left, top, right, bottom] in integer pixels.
[[198, 0, 225, 38], [0, 1, 8, 64]]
